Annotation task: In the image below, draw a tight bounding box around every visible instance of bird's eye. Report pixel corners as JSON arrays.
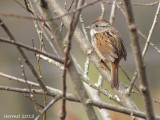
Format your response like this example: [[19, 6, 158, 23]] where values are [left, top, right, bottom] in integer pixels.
[[95, 24, 98, 27]]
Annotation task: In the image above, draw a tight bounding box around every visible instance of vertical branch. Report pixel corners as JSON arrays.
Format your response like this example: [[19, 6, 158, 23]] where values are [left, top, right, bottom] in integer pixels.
[[123, 1, 155, 120], [84, 57, 90, 78], [109, 0, 117, 24], [100, 1, 105, 18], [96, 74, 103, 89], [36, 14, 44, 78], [79, 14, 89, 41], [61, 1, 83, 119], [60, 0, 74, 32]]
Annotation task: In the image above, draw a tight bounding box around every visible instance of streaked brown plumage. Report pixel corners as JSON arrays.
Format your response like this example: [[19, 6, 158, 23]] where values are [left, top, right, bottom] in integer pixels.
[[87, 18, 127, 90]]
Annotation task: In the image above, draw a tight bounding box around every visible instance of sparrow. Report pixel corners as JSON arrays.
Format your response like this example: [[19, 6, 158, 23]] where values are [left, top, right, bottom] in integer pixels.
[[87, 18, 127, 90]]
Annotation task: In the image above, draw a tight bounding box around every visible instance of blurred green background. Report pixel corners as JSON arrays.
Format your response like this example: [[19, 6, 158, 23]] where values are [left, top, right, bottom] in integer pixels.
[[0, 0, 160, 120]]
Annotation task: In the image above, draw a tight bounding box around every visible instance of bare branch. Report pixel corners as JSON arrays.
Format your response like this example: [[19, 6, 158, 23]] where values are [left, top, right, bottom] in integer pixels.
[[131, 1, 159, 6], [138, 30, 160, 54], [95, 74, 104, 91], [103, 1, 159, 6], [100, 1, 105, 19], [0, 37, 64, 64], [35, 96, 62, 120], [61, 0, 82, 118], [88, 100, 160, 120], [142, 1, 160, 58], [153, 99, 160, 105], [39, 55, 64, 70], [109, 0, 117, 24], [123, 1, 155, 120], [80, 75, 121, 104]]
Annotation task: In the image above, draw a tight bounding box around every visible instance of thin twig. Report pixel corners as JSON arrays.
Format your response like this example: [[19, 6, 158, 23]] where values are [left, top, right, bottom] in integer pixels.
[[119, 65, 140, 94], [109, 0, 117, 24], [23, 94, 44, 108], [97, 75, 103, 88], [35, 96, 62, 120], [18, 58, 40, 113], [39, 55, 64, 70], [24, 0, 33, 14], [60, 0, 74, 32], [0, 37, 64, 64], [142, 1, 160, 58], [103, 1, 159, 6], [64, 0, 68, 9], [100, 1, 105, 19], [80, 14, 91, 80], [138, 30, 160, 54], [153, 99, 160, 105], [132, 1, 159, 6], [18, 58, 28, 83], [79, 14, 89, 41], [15, 0, 26, 10], [95, 74, 103, 88], [121, 83, 141, 95], [127, 71, 138, 95], [80, 75, 121, 104], [36, 14, 45, 78], [23, 94, 42, 114], [83, 57, 90, 78]]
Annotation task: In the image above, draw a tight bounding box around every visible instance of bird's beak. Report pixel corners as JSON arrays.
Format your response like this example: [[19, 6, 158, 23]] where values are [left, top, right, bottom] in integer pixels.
[[86, 26, 91, 30]]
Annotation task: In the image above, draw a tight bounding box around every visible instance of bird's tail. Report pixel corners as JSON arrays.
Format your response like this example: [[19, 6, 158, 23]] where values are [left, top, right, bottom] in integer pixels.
[[110, 62, 119, 90]]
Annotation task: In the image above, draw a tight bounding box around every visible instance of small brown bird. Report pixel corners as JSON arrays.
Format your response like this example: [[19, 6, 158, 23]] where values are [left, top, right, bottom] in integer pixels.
[[87, 18, 127, 90]]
